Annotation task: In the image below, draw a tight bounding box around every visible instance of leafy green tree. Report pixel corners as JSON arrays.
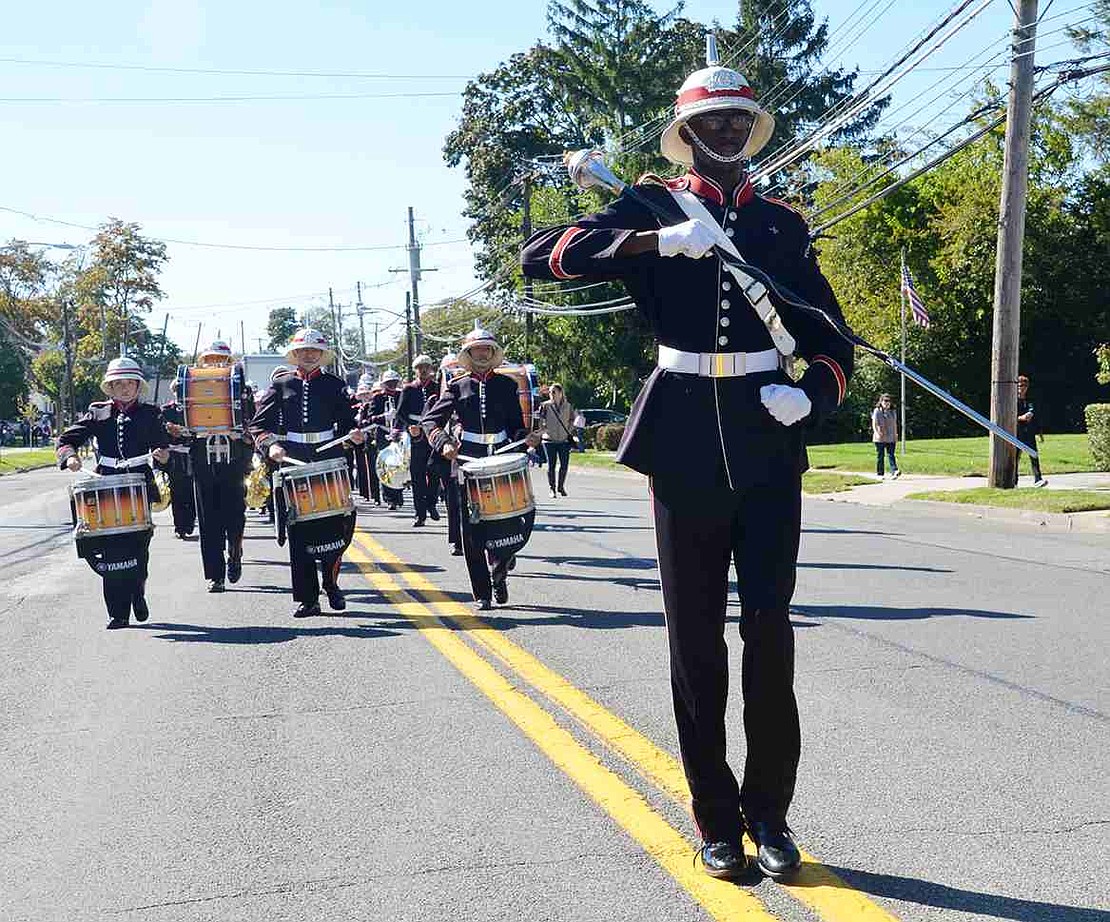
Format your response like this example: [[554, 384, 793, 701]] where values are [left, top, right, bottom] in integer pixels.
[[266, 306, 300, 352], [0, 328, 27, 418]]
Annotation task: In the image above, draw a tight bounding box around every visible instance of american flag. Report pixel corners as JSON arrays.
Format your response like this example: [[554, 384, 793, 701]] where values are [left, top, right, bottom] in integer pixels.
[[900, 261, 931, 328]]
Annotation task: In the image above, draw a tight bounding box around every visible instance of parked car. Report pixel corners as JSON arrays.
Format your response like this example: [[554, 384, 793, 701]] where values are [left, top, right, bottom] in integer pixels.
[[580, 408, 628, 426]]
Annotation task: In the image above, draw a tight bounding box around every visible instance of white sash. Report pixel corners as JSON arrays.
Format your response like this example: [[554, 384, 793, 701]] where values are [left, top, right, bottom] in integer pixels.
[[668, 188, 796, 356]]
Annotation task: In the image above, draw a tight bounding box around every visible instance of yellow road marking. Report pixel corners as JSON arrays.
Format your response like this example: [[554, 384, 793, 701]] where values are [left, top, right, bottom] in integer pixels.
[[346, 535, 777, 920], [354, 532, 900, 922]]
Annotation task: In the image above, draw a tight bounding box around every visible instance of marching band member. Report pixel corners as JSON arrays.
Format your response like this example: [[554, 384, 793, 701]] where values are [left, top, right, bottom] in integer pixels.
[[369, 369, 405, 510], [351, 373, 380, 505], [522, 45, 853, 879], [422, 324, 540, 610], [395, 354, 441, 527], [432, 352, 464, 555], [170, 341, 253, 593], [160, 387, 196, 538], [56, 358, 170, 629], [249, 330, 365, 618]]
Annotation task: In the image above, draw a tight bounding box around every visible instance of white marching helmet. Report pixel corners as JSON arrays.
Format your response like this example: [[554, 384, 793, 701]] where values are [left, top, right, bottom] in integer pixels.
[[457, 320, 504, 372], [355, 373, 375, 395], [380, 368, 402, 385], [198, 339, 234, 365], [101, 356, 149, 398], [660, 35, 776, 166], [284, 328, 334, 365], [412, 354, 434, 370]]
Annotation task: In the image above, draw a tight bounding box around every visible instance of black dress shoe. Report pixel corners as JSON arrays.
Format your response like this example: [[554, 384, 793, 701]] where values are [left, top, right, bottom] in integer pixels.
[[207, 579, 225, 593], [493, 579, 508, 605], [293, 602, 321, 618], [325, 588, 346, 611], [412, 518, 426, 528], [106, 617, 129, 630], [175, 531, 188, 539], [227, 557, 242, 584], [132, 594, 149, 622], [427, 507, 440, 521], [748, 822, 801, 878], [697, 841, 747, 879], [558, 487, 567, 496], [451, 544, 464, 556], [473, 598, 492, 612]]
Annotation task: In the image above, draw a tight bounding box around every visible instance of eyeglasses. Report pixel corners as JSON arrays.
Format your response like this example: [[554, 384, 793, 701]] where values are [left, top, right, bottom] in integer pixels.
[[692, 113, 754, 132]]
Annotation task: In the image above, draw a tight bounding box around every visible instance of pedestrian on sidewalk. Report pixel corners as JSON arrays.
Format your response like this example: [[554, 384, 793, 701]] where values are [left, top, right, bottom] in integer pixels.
[[573, 409, 587, 452], [1015, 374, 1047, 488], [871, 393, 900, 479], [539, 383, 576, 498]]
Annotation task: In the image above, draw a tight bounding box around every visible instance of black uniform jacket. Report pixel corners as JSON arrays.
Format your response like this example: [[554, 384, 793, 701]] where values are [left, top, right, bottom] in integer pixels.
[[56, 399, 169, 496], [396, 378, 438, 439], [421, 371, 527, 461], [250, 368, 355, 463], [521, 170, 854, 495]]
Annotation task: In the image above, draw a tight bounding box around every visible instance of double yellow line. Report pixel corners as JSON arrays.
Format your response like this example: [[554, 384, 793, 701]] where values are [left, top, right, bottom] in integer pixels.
[[348, 531, 898, 922]]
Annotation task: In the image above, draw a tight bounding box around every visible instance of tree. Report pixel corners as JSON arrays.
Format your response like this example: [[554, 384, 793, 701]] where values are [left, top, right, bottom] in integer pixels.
[[266, 307, 300, 352], [0, 328, 27, 418]]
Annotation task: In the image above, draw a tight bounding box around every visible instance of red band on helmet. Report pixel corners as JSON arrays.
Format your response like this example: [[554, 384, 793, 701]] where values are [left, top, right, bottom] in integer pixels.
[[676, 86, 754, 109]]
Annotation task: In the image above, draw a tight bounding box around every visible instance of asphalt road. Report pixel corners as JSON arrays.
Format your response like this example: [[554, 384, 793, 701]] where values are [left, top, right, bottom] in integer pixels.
[[1, 464, 1107, 922]]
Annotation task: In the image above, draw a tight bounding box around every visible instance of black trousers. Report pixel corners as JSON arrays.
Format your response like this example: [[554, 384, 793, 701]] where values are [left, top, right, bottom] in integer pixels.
[[442, 468, 461, 548], [409, 436, 439, 519], [195, 466, 246, 581], [287, 513, 355, 604], [353, 443, 379, 502], [1015, 434, 1043, 483], [544, 441, 571, 491], [79, 531, 153, 622], [651, 469, 802, 843], [456, 482, 510, 602], [167, 458, 196, 534]]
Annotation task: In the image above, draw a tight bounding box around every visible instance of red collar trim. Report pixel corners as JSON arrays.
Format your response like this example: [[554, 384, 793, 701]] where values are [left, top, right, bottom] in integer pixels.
[[296, 367, 322, 381], [112, 398, 138, 414], [674, 170, 754, 208], [471, 370, 495, 382]]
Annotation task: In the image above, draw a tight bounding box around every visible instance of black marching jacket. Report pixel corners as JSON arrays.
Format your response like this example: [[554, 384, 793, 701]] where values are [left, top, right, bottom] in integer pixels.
[[250, 368, 355, 463], [421, 371, 527, 461], [56, 400, 170, 498], [521, 170, 854, 497], [396, 378, 438, 438]]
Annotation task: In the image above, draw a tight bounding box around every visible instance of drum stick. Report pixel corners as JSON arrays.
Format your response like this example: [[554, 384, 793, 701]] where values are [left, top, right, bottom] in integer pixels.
[[314, 426, 372, 454], [280, 456, 307, 467], [493, 438, 530, 455]]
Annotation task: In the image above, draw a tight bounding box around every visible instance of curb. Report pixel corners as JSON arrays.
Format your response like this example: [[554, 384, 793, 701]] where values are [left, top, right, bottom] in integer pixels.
[[895, 498, 1110, 533]]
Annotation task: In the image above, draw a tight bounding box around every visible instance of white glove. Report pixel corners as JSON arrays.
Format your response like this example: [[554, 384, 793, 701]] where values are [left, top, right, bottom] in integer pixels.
[[760, 384, 812, 426], [657, 219, 717, 259]]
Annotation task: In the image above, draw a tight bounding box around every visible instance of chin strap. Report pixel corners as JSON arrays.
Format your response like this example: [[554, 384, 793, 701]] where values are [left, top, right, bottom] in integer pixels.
[[686, 125, 749, 164]]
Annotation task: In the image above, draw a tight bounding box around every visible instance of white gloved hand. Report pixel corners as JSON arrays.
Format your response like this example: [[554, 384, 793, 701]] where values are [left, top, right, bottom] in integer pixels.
[[760, 384, 812, 426], [657, 219, 717, 259]]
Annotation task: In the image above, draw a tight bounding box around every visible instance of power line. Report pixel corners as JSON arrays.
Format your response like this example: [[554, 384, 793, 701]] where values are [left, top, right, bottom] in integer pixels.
[[0, 56, 472, 80], [0, 91, 461, 104]]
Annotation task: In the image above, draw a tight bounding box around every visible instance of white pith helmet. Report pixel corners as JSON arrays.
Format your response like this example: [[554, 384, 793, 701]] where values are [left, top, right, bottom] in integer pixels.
[[457, 320, 504, 371], [198, 340, 234, 365], [660, 34, 776, 166], [101, 357, 149, 398], [412, 354, 434, 370], [284, 328, 334, 365]]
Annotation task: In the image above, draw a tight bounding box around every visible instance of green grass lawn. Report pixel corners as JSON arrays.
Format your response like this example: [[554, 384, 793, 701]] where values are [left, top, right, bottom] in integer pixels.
[[807, 433, 1094, 476], [906, 487, 1110, 513], [0, 448, 58, 476]]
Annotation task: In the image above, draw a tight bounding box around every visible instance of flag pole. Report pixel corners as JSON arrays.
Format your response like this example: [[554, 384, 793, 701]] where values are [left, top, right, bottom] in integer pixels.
[[900, 249, 907, 456]]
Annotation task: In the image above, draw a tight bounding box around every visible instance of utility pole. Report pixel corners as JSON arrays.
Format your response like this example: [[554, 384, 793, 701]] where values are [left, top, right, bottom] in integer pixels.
[[988, 0, 1038, 488], [328, 287, 340, 375], [60, 296, 74, 428], [256, 337, 264, 353], [404, 291, 414, 374], [239, 320, 246, 358], [356, 281, 367, 358], [522, 173, 534, 363], [392, 208, 436, 354]]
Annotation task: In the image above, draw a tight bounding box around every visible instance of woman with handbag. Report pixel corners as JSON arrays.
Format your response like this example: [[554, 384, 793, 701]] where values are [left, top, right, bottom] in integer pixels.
[[539, 383, 576, 498]]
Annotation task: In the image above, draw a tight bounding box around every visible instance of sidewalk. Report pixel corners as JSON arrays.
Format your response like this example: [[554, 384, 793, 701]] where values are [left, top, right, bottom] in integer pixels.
[[816, 470, 1110, 532]]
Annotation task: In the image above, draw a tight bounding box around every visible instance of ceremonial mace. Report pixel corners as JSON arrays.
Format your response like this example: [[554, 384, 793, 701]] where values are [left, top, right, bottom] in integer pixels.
[[564, 149, 1037, 458]]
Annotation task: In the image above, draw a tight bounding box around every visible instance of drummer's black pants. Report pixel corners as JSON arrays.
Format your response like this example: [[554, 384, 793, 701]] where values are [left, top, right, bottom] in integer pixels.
[[288, 514, 356, 605], [167, 459, 196, 535], [651, 470, 802, 844], [409, 436, 438, 520], [80, 532, 153, 622], [457, 483, 509, 602], [195, 465, 246, 582]]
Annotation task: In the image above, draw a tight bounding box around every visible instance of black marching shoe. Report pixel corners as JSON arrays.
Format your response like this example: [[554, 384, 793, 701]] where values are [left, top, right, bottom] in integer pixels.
[[227, 557, 242, 584], [132, 593, 149, 623], [427, 506, 440, 521], [293, 601, 321, 619], [207, 579, 226, 593], [412, 517, 426, 528], [451, 544, 464, 556], [492, 579, 509, 605], [473, 598, 492, 612], [696, 841, 747, 880], [325, 587, 346, 611], [748, 822, 801, 878], [558, 486, 567, 496], [106, 617, 129, 630]]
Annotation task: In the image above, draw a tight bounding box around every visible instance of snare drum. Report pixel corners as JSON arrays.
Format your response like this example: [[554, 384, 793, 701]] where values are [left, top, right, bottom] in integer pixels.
[[460, 453, 535, 523], [279, 458, 354, 525], [71, 473, 153, 537], [177, 363, 245, 434]]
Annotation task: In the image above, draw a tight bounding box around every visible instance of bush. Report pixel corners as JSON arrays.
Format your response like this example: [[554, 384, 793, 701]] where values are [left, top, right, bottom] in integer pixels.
[[595, 423, 626, 451], [584, 423, 604, 448], [1085, 404, 1110, 471]]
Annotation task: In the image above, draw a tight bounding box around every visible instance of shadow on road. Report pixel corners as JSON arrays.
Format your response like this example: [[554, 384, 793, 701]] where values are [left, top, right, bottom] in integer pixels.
[[136, 622, 399, 644], [793, 604, 1033, 621], [813, 864, 1110, 922], [803, 527, 900, 536], [798, 561, 952, 573], [519, 554, 656, 570]]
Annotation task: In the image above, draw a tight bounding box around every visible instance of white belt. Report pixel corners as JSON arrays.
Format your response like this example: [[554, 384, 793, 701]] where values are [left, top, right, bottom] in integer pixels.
[[657, 345, 781, 378], [169, 445, 190, 454], [98, 455, 148, 469], [460, 430, 507, 445], [284, 429, 334, 444]]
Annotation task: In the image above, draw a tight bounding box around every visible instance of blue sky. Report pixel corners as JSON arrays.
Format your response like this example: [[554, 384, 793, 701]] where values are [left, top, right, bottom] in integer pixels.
[[0, 1, 1089, 355]]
